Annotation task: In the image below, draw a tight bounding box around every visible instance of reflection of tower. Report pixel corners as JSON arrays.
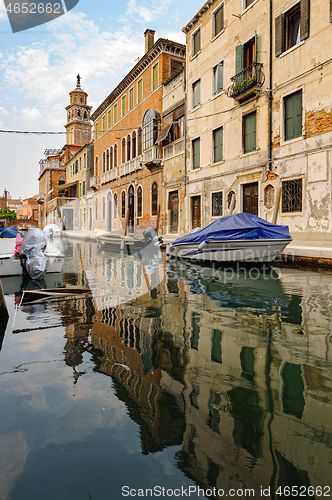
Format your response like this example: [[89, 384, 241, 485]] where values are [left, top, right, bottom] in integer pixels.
[[65, 74, 92, 145]]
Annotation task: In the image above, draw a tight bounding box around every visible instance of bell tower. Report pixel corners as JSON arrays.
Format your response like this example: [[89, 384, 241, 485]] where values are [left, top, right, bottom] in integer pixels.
[[65, 75, 92, 145]]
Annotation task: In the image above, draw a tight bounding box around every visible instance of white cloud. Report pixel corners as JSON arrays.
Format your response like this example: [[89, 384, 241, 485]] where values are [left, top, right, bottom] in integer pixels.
[[0, 0, 7, 20], [123, 0, 173, 23], [21, 107, 42, 121], [0, 106, 8, 115]]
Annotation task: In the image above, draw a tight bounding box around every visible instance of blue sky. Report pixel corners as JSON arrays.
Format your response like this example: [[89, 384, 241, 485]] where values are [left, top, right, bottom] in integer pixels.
[[0, 0, 203, 200]]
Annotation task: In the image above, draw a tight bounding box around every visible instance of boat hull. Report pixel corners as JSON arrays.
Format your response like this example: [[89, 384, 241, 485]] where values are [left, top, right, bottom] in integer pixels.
[[166, 238, 291, 263]]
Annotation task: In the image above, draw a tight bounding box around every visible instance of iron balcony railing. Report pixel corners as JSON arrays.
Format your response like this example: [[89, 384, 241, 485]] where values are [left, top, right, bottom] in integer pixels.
[[227, 63, 264, 99]]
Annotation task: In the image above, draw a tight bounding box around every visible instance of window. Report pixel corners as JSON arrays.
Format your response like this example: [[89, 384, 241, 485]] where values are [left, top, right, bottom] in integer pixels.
[[79, 157, 82, 171], [174, 115, 184, 140], [169, 59, 183, 76], [84, 153, 86, 169], [114, 103, 118, 123], [121, 191, 126, 218], [137, 186, 142, 217], [114, 193, 118, 218], [114, 144, 118, 168], [138, 79, 143, 103], [95, 200, 98, 220], [129, 88, 134, 110], [192, 28, 201, 56], [75, 160, 78, 174], [213, 62, 223, 96], [192, 79, 201, 109], [282, 178, 303, 213], [82, 181, 86, 196], [244, 0, 255, 9], [152, 63, 159, 90], [132, 132, 136, 158], [122, 138, 126, 163], [192, 138, 200, 169], [275, 1, 310, 57], [213, 127, 223, 163], [243, 112, 256, 154], [142, 109, 160, 150], [102, 115, 106, 134], [121, 96, 126, 117], [102, 197, 106, 220], [212, 191, 223, 217], [95, 123, 98, 140], [95, 156, 98, 176], [211, 329, 222, 363], [107, 110, 112, 128], [213, 5, 224, 36], [151, 182, 158, 216], [284, 91, 302, 141]]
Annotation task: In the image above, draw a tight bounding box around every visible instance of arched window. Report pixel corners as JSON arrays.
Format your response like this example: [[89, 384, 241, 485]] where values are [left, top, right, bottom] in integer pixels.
[[151, 182, 158, 216], [121, 138, 126, 163], [95, 156, 99, 176], [95, 200, 98, 220], [132, 131, 136, 158], [142, 109, 160, 150], [121, 191, 126, 218], [102, 152, 106, 173], [114, 144, 118, 168], [137, 186, 142, 218], [114, 193, 118, 218], [264, 184, 275, 209], [127, 134, 131, 161], [227, 190, 236, 211], [110, 147, 113, 169], [137, 127, 142, 156], [58, 175, 65, 185], [106, 150, 110, 171], [102, 196, 106, 219]]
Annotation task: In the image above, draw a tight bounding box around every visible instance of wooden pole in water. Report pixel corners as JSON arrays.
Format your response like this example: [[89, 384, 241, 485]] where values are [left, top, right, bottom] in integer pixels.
[[156, 204, 161, 235], [0, 279, 9, 321], [272, 187, 282, 224]]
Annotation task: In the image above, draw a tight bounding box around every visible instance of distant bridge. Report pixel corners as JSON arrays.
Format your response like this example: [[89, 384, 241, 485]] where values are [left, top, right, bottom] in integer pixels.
[[7, 219, 38, 227]]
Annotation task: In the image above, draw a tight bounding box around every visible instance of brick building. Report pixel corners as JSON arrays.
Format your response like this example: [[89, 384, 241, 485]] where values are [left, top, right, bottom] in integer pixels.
[[183, 0, 332, 236], [89, 30, 185, 235]]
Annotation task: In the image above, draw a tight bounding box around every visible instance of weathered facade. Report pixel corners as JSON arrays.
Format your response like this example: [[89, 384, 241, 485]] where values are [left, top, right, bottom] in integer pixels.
[[89, 30, 185, 235], [183, 0, 332, 236]]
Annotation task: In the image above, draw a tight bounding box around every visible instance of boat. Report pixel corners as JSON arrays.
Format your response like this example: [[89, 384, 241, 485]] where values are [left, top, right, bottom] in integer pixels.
[[43, 223, 62, 237], [96, 226, 162, 253], [0, 228, 65, 277], [166, 212, 292, 263]]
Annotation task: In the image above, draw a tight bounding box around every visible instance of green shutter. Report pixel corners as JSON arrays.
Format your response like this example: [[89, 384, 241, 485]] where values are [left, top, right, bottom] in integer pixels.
[[285, 91, 302, 140], [211, 329, 222, 363], [300, 0, 310, 41], [191, 312, 200, 349], [244, 113, 256, 153], [275, 14, 285, 56], [193, 138, 200, 169], [213, 127, 223, 162], [235, 45, 243, 74], [255, 32, 258, 62]]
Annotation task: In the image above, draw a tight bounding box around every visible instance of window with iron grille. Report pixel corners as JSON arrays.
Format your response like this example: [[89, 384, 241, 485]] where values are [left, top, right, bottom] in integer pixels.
[[213, 5, 224, 36], [152, 182, 158, 216], [121, 191, 126, 218], [192, 28, 201, 56], [212, 191, 223, 217], [137, 186, 142, 217], [282, 178, 303, 212]]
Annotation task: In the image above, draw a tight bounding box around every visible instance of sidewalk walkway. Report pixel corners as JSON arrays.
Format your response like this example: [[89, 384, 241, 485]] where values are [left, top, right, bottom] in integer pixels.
[[63, 230, 332, 266]]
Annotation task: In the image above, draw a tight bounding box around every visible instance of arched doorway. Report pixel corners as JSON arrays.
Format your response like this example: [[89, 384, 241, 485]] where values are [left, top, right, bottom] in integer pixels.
[[107, 191, 112, 231], [128, 185, 135, 233]]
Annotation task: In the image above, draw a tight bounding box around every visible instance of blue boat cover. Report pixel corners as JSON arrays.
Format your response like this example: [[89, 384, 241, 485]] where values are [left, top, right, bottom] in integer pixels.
[[0, 228, 21, 238], [173, 213, 291, 245]]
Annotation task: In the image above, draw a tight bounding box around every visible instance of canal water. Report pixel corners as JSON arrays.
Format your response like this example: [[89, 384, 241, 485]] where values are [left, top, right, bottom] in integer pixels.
[[0, 238, 331, 500]]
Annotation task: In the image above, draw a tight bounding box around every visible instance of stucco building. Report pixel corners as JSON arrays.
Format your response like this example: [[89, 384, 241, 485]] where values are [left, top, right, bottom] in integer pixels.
[[182, 0, 332, 236]]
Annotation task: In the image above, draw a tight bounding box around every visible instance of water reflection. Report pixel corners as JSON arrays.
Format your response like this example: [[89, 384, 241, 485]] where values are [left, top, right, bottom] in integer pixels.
[[1, 239, 331, 498]]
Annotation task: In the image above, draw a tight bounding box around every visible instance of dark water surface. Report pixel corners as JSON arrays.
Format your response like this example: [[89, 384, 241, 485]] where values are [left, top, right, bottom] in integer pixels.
[[0, 238, 332, 500]]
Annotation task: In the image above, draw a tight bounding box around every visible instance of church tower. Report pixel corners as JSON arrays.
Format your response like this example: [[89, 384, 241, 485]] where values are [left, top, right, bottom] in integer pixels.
[[65, 75, 92, 145]]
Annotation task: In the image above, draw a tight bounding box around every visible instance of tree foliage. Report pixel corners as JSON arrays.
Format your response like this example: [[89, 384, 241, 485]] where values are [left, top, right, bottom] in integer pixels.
[[0, 206, 17, 221]]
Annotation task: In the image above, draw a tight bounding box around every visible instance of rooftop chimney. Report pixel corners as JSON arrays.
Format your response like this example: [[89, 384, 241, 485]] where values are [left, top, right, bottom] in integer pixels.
[[144, 29, 155, 53]]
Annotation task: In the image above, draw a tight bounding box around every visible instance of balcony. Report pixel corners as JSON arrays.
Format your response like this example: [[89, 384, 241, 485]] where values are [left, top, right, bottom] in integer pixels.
[[142, 146, 162, 169], [227, 63, 264, 102], [119, 156, 142, 177], [101, 168, 118, 184], [163, 138, 185, 160], [90, 175, 99, 190]]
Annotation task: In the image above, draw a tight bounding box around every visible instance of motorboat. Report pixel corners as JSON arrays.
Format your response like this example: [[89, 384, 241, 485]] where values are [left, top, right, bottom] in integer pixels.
[[96, 226, 162, 253], [166, 213, 292, 263], [0, 228, 64, 278]]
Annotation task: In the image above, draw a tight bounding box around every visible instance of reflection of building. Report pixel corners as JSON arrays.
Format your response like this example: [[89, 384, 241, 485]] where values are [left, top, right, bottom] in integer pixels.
[[89, 30, 185, 234], [182, 0, 332, 237]]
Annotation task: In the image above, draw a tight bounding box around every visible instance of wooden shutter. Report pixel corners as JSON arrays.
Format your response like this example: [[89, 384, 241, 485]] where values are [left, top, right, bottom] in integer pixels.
[[235, 45, 243, 74], [244, 113, 256, 154], [275, 14, 285, 56], [300, 0, 310, 41], [330, 0, 332, 22]]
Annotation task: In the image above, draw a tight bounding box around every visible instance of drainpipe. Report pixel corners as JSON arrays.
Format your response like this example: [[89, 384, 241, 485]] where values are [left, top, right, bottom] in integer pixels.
[[267, 0, 273, 171]]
